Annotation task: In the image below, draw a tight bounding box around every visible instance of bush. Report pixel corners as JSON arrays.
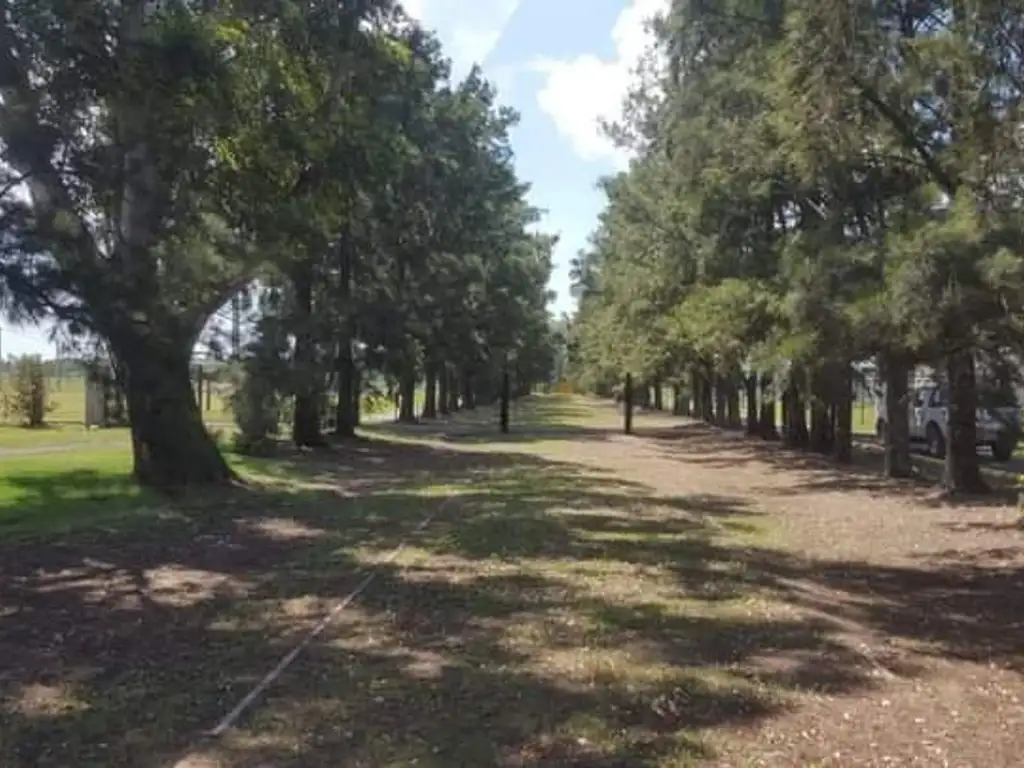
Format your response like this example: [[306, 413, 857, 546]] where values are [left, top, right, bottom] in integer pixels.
[[1, 355, 53, 427], [230, 315, 289, 456]]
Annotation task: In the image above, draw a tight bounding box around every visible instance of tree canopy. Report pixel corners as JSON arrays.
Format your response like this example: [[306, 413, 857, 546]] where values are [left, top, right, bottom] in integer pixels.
[[568, 0, 1024, 492]]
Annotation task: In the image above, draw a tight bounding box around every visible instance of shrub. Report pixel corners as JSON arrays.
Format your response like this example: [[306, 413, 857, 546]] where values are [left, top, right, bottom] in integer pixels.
[[2, 355, 53, 427]]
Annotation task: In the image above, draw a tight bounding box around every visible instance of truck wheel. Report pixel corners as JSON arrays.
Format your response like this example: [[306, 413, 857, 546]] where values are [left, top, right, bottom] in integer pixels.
[[992, 435, 1016, 463], [926, 422, 946, 459]]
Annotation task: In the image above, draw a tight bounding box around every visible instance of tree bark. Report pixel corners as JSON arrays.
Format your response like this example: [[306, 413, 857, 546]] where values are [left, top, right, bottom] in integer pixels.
[[333, 340, 355, 438], [291, 262, 326, 447], [438, 364, 450, 415], [119, 340, 234, 488], [672, 384, 685, 415], [944, 349, 987, 493], [351, 365, 361, 427], [653, 379, 664, 410], [448, 368, 460, 412], [726, 376, 741, 428], [881, 353, 912, 478], [745, 375, 758, 436], [423, 363, 438, 419], [701, 373, 714, 423], [809, 369, 831, 454], [759, 375, 778, 439], [623, 372, 634, 434], [398, 368, 417, 423], [714, 375, 727, 427]]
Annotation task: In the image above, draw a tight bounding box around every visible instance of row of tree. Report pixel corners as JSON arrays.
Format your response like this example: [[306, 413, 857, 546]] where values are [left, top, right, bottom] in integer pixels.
[[0, 1, 557, 487], [568, 0, 1024, 493]]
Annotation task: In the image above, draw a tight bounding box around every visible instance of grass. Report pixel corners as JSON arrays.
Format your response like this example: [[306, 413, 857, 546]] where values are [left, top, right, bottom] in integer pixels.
[[3, 395, 1023, 766]]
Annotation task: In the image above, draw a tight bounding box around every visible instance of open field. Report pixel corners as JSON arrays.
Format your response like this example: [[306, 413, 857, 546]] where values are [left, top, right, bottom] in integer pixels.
[[2, 396, 1024, 767]]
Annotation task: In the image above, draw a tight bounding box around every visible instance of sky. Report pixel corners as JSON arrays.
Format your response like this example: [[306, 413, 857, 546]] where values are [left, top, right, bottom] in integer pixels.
[[0, 0, 666, 358]]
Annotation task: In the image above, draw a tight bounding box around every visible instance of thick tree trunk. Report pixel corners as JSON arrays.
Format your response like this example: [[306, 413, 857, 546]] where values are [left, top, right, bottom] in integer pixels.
[[688, 370, 704, 421], [291, 262, 326, 447], [351, 366, 361, 427], [333, 340, 356, 438], [809, 370, 831, 454], [672, 384, 685, 415], [726, 377, 741, 428], [745, 375, 758, 436], [398, 368, 417, 423], [701, 374, 714, 423], [120, 341, 234, 488], [881, 353, 912, 478], [714, 375, 727, 427], [759, 375, 777, 439], [438, 364, 450, 415], [423, 363, 438, 419], [653, 379, 664, 410], [789, 384, 809, 448], [834, 365, 853, 463], [944, 349, 986, 493]]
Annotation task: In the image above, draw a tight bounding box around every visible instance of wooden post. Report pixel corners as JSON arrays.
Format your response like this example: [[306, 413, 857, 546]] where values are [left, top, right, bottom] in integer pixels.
[[624, 373, 634, 435]]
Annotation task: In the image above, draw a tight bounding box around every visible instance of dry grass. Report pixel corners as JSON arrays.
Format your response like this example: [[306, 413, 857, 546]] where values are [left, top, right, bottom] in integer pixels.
[[3, 396, 1024, 767]]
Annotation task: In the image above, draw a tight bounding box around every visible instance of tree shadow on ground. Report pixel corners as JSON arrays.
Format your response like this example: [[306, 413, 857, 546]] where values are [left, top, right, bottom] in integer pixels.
[[363, 395, 626, 446], [2, 416, 1023, 766], [641, 421, 1020, 508]]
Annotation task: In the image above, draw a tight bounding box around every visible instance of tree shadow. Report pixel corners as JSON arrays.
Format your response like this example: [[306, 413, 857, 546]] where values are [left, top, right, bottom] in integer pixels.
[[3, 416, 1022, 766], [642, 421, 1020, 508]]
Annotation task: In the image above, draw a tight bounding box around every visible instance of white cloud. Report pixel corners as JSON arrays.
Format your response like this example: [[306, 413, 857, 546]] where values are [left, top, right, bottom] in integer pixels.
[[534, 0, 668, 169], [401, 0, 521, 81]]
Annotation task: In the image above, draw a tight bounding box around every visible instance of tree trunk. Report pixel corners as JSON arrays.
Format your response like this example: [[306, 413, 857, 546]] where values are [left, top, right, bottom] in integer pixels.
[[351, 365, 361, 427], [438, 364, 450, 415], [653, 379, 664, 410], [726, 377, 741, 428], [399, 368, 417, 423], [291, 262, 326, 448], [944, 349, 986, 493], [448, 368, 461, 412], [623, 372, 633, 434], [881, 353, 912, 478], [423, 363, 438, 419], [714, 375, 727, 427], [809, 369, 831, 454], [701, 374, 714, 423], [333, 340, 355, 438], [672, 384, 685, 415], [745, 375, 758, 436], [462, 369, 475, 410], [500, 363, 510, 433], [759, 375, 777, 439], [834, 364, 853, 463], [119, 340, 234, 488]]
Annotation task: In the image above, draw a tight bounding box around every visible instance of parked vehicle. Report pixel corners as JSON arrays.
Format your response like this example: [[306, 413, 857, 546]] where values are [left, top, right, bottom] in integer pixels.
[[875, 382, 1022, 462]]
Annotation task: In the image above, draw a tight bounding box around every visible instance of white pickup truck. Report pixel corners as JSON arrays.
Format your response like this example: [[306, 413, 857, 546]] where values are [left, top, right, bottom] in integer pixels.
[[876, 383, 1021, 462]]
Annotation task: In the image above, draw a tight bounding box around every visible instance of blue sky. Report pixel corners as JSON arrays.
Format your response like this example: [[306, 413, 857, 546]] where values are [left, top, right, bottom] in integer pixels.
[[0, 0, 665, 358]]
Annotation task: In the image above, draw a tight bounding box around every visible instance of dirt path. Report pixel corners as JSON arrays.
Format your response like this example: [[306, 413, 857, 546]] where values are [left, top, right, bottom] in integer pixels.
[[3, 396, 1024, 767]]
